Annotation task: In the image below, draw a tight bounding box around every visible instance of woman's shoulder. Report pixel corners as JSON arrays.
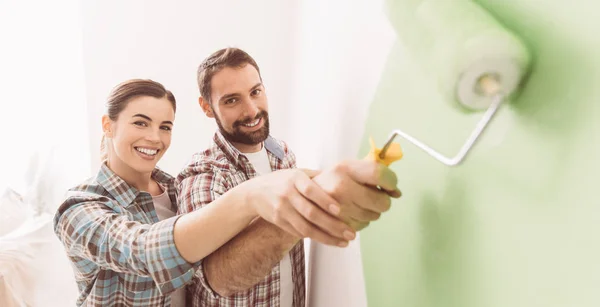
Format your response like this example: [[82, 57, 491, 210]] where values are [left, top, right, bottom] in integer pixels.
[[54, 175, 115, 219], [66, 176, 109, 199]]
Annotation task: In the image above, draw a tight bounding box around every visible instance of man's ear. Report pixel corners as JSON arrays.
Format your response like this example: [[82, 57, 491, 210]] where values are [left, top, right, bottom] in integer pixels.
[[199, 96, 215, 118], [101, 114, 113, 137]]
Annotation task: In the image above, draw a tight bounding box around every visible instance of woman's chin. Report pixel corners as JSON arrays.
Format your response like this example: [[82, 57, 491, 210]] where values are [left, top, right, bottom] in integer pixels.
[[131, 160, 159, 173]]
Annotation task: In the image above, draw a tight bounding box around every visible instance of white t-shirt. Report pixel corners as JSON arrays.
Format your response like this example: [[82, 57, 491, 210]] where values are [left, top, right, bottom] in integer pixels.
[[152, 189, 186, 307], [243, 146, 294, 307]]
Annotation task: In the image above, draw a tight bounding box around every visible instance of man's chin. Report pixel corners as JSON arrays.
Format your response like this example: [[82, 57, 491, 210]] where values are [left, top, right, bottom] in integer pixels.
[[249, 130, 269, 141], [227, 128, 269, 145]]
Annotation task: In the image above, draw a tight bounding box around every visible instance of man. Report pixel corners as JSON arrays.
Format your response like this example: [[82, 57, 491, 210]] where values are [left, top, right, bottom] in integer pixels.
[[176, 47, 401, 307]]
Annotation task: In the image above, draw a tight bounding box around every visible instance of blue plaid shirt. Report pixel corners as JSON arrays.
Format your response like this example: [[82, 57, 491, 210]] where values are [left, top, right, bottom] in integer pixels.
[[53, 163, 199, 306]]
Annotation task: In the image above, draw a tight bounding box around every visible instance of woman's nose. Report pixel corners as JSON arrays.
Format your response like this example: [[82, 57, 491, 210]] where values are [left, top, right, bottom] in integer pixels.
[[145, 128, 161, 142]]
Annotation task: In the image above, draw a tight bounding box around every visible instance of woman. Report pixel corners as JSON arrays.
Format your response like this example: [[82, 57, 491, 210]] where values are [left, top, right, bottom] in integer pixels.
[[53, 79, 353, 306]]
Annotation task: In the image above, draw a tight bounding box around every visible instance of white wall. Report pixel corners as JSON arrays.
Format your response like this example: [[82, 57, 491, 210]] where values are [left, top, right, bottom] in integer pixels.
[[1, 0, 90, 196], [82, 0, 301, 175], [288, 1, 395, 306]]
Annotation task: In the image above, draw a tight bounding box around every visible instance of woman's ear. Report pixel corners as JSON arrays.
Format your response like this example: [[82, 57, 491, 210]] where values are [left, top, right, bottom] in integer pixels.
[[199, 96, 214, 118], [101, 114, 113, 138]]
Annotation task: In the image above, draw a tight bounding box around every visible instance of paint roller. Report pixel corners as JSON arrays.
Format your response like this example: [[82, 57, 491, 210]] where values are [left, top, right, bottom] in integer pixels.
[[367, 0, 532, 166]]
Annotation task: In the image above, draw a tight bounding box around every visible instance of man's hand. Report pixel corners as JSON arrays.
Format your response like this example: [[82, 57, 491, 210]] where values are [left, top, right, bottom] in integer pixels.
[[312, 160, 401, 231], [241, 169, 356, 247]]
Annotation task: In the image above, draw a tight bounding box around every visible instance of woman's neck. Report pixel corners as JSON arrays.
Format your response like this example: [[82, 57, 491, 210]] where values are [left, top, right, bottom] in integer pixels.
[[106, 158, 154, 193]]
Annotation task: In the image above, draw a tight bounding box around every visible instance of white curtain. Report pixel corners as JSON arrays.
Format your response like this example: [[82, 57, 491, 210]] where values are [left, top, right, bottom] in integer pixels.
[[0, 0, 90, 208], [0, 0, 89, 306], [288, 1, 395, 306]]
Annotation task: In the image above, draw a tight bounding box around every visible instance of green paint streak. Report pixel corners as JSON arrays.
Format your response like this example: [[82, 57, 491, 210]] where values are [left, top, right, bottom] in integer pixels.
[[360, 1, 600, 306]]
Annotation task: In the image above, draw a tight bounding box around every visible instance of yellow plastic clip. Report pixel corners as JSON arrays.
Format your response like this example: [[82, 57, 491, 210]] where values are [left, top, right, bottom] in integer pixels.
[[365, 137, 403, 166]]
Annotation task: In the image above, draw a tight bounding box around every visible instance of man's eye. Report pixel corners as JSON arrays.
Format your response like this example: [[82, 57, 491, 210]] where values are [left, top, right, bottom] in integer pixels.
[[225, 98, 237, 105], [252, 89, 262, 96]]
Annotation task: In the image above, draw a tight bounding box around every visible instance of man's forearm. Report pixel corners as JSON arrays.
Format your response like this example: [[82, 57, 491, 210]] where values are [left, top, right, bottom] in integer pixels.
[[204, 218, 299, 296]]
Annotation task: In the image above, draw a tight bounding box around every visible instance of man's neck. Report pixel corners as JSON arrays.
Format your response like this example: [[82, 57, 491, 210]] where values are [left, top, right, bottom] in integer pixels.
[[231, 141, 263, 154]]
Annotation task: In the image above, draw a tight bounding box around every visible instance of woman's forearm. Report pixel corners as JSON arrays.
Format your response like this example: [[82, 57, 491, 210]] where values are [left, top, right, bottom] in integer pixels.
[[173, 183, 257, 263]]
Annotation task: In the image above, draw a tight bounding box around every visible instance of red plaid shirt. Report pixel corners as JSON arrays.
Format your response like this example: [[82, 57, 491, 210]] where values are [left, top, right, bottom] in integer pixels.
[[175, 131, 305, 307]]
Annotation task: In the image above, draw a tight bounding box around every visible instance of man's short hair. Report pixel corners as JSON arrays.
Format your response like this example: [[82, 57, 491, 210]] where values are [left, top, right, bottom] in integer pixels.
[[197, 47, 262, 103]]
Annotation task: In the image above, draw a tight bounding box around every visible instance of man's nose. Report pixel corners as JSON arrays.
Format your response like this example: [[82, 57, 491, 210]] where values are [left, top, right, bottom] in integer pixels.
[[243, 100, 260, 118]]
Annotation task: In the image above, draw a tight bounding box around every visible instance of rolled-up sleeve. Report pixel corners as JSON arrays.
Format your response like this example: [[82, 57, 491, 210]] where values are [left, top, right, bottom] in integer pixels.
[[54, 198, 199, 295]]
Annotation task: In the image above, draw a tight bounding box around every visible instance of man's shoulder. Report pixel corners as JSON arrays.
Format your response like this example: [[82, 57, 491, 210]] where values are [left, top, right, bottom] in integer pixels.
[[266, 136, 295, 156], [176, 145, 233, 183], [272, 136, 290, 150], [266, 136, 296, 168]]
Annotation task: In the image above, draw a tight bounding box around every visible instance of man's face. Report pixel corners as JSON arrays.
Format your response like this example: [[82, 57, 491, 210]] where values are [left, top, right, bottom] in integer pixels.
[[206, 64, 269, 146]]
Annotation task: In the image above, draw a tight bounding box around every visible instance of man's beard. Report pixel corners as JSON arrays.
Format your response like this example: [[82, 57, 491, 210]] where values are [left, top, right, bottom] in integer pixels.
[[215, 110, 270, 145]]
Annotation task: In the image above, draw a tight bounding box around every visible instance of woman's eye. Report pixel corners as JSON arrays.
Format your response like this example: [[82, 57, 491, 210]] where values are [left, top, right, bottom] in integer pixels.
[[161, 126, 172, 131], [133, 121, 148, 127]]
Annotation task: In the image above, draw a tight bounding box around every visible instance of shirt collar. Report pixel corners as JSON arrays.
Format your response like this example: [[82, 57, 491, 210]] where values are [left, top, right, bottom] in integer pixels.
[[213, 130, 285, 165], [96, 162, 174, 208]]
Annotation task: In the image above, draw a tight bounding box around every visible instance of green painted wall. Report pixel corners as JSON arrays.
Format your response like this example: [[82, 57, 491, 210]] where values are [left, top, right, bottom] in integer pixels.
[[360, 1, 600, 307]]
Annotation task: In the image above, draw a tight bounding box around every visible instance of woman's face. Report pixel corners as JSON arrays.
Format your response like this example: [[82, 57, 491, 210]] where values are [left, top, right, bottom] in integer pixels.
[[103, 96, 175, 174]]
